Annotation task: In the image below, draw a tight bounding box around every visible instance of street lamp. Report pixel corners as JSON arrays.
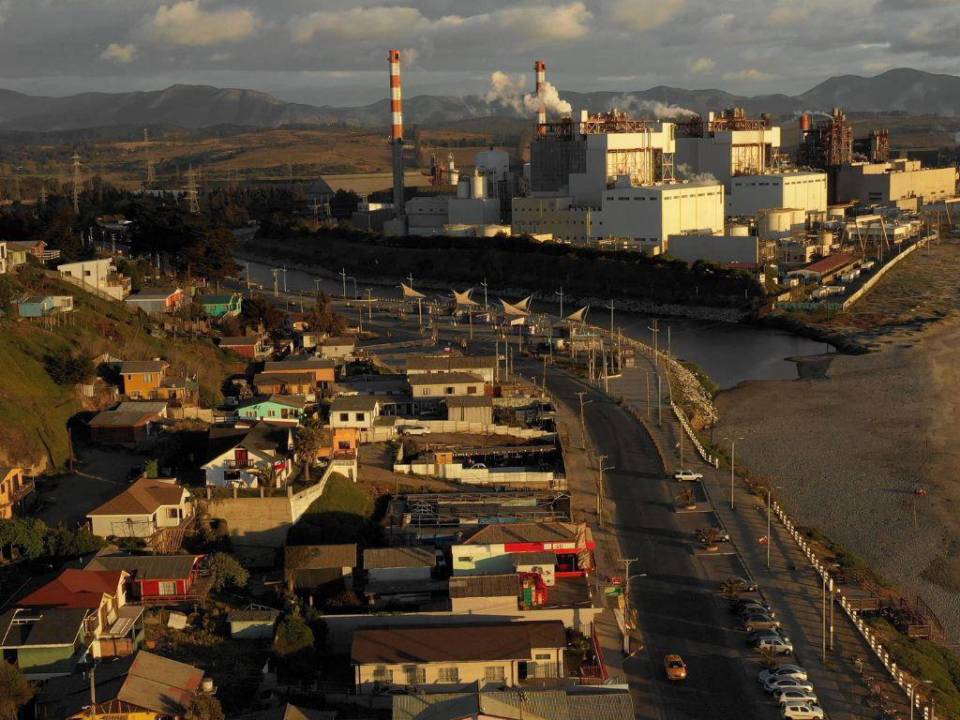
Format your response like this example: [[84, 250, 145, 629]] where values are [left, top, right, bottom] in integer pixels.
[[723, 436, 744, 510], [597, 455, 612, 529]]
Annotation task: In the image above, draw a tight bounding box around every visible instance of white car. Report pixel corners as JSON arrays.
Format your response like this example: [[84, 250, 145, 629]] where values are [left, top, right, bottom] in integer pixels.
[[764, 677, 814, 695], [673, 469, 704, 482], [781, 703, 824, 720], [759, 665, 807, 684], [755, 636, 794, 655], [401, 426, 430, 436], [775, 690, 818, 706]]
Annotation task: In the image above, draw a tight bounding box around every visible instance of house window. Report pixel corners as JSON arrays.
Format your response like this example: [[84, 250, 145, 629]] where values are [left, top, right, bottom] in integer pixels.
[[339, 413, 349, 422], [445, 386, 454, 395], [144, 374, 153, 382], [167, 508, 179, 519], [403, 666, 426, 684], [535, 653, 552, 660], [437, 667, 459, 683], [373, 666, 393, 683], [158, 581, 178, 596], [484, 666, 506, 682], [355, 412, 365, 422], [268, 410, 276, 417], [281, 408, 289, 419], [457, 556, 473, 563], [467, 386, 477, 394]]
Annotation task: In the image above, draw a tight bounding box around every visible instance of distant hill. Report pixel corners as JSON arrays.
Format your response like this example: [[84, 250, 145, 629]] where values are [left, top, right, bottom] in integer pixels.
[[1, 68, 959, 132]]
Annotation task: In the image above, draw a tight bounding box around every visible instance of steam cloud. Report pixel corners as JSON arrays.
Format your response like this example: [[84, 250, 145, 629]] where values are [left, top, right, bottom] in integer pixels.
[[675, 162, 718, 184], [609, 94, 697, 120], [484, 71, 572, 117]]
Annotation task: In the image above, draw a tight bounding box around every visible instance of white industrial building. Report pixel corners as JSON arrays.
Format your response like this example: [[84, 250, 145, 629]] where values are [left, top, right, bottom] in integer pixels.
[[728, 172, 828, 216], [835, 160, 956, 207], [511, 196, 594, 244], [675, 109, 781, 192], [593, 180, 725, 251]]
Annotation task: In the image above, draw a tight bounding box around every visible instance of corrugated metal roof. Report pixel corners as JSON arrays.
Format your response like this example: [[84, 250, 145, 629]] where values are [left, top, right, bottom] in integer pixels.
[[363, 546, 435, 569], [87, 554, 199, 580], [407, 372, 484, 386], [463, 522, 578, 546], [448, 574, 518, 599], [117, 650, 204, 715], [392, 689, 634, 720]]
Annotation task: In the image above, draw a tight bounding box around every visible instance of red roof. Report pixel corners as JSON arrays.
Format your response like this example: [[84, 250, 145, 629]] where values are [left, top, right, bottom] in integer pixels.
[[19, 569, 123, 609], [803, 254, 856, 275]]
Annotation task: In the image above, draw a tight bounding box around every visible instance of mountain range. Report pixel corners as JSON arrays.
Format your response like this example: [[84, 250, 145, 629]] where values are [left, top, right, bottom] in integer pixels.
[[0, 68, 958, 132]]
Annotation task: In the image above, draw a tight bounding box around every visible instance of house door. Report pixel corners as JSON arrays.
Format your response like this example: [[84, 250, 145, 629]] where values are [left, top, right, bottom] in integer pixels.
[[517, 661, 532, 680], [235, 448, 249, 467]]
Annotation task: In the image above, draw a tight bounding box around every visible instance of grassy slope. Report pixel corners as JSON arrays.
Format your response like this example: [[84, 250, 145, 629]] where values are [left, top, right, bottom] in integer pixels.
[[0, 272, 242, 472]]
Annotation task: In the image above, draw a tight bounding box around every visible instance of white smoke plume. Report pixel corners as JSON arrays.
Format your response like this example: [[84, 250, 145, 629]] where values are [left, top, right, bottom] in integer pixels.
[[609, 94, 697, 120], [484, 70, 572, 117], [675, 162, 718, 184]]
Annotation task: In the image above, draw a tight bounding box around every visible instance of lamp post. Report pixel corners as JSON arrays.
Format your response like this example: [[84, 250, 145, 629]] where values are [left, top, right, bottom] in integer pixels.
[[576, 391, 591, 450], [555, 286, 564, 319], [597, 455, 612, 529], [724, 436, 744, 510], [481, 278, 489, 311]]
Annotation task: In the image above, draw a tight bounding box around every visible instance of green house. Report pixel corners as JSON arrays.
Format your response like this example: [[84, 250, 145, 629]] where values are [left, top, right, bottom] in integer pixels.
[[236, 395, 308, 424], [199, 292, 242, 318], [0, 607, 89, 679]]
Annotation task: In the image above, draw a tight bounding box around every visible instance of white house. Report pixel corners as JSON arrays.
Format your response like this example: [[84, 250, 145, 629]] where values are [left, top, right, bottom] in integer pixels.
[[202, 424, 293, 488], [86, 478, 192, 539], [57, 258, 131, 300], [330, 395, 382, 431]]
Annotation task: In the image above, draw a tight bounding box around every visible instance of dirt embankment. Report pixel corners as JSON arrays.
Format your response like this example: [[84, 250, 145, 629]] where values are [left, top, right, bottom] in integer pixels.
[[717, 238, 960, 638]]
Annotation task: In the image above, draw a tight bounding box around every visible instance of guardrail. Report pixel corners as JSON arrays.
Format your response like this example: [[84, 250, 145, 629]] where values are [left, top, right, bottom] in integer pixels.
[[770, 499, 931, 719]]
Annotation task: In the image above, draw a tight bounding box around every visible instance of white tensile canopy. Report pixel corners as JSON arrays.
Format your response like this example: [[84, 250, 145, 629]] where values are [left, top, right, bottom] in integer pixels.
[[400, 283, 425, 299], [500, 298, 529, 318], [452, 288, 479, 308], [566, 305, 590, 323], [514, 295, 534, 312]]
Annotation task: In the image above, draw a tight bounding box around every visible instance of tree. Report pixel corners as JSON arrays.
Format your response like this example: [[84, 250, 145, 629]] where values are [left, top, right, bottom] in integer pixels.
[[43, 525, 104, 559], [294, 419, 327, 482], [207, 552, 249, 592], [44, 353, 94, 386], [0, 661, 34, 720], [0, 517, 47, 562], [185, 694, 224, 720], [273, 614, 316, 682]]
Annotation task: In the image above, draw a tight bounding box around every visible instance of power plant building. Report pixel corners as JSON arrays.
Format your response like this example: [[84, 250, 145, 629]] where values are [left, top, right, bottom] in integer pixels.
[[728, 171, 828, 216], [511, 197, 594, 244], [835, 160, 956, 208]]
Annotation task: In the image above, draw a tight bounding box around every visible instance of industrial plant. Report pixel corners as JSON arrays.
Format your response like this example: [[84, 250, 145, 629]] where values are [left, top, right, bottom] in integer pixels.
[[363, 50, 958, 309]]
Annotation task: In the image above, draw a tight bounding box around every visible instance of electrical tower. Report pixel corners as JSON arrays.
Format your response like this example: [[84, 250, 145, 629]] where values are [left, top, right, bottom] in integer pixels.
[[186, 165, 200, 214], [72, 152, 82, 214], [144, 128, 156, 188], [39, 182, 47, 206]]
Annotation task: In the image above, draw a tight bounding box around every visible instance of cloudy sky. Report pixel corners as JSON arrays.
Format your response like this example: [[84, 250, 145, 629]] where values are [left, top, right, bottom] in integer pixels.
[[2, 0, 959, 105]]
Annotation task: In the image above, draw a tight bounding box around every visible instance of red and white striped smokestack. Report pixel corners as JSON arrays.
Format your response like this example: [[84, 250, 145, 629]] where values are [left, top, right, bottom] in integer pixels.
[[534, 60, 546, 126], [389, 49, 403, 141]]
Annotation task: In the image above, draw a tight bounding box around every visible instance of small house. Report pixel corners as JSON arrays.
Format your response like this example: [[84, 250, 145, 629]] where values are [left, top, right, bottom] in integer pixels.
[[17, 295, 73, 318], [198, 292, 242, 318], [88, 405, 165, 445], [318, 336, 356, 361], [87, 478, 192, 539], [228, 608, 280, 640], [219, 335, 270, 359], [330, 395, 381, 431], [406, 355, 497, 384], [443, 396, 494, 424], [86, 553, 204, 604], [119, 360, 169, 398], [407, 372, 486, 400], [58, 258, 131, 299], [363, 547, 435, 584], [236, 395, 308, 425], [0, 466, 34, 519], [448, 574, 519, 614], [125, 287, 185, 314], [254, 372, 315, 397], [285, 544, 357, 593], [351, 621, 566, 692], [202, 423, 293, 488]]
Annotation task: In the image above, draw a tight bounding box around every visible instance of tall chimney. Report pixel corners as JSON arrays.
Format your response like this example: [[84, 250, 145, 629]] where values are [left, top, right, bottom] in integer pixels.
[[389, 49, 405, 220], [534, 60, 546, 126]]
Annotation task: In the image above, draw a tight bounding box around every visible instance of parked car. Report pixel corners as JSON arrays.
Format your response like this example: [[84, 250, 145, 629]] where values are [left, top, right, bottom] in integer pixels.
[[758, 665, 807, 684], [726, 576, 758, 593], [401, 426, 430, 436], [775, 690, 818, 706], [673, 469, 704, 482], [764, 677, 815, 694], [663, 654, 687, 681], [781, 703, 824, 720], [697, 528, 731, 544], [738, 602, 776, 618], [742, 614, 781, 633], [754, 636, 794, 655]]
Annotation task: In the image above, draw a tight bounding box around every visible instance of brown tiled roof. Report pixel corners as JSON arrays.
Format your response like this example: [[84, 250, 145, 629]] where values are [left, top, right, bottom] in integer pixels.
[[363, 547, 435, 569], [351, 621, 565, 664], [463, 522, 578, 546], [331, 395, 383, 412], [88, 479, 187, 517], [448, 574, 518, 599], [117, 651, 203, 715], [285, 544, 357, 570]]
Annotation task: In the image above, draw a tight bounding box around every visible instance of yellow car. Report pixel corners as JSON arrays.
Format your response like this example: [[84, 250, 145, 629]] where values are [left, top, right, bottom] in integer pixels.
[[664, 654, 688, 681]]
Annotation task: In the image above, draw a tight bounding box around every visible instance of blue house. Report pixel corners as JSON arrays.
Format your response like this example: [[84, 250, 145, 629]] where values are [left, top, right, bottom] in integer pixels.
[[199, 293, 242, 318], [18, 295, 74, 318], [236, 395, 308, 425]]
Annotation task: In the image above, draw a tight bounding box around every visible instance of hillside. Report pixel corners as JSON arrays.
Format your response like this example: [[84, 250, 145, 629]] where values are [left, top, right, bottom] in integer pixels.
[[0, 271, 243, 473], [1, 68, 960, 132]]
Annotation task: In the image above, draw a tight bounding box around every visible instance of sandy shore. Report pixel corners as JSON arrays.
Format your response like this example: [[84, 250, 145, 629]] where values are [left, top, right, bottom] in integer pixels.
[[718, 313, 960, 638]]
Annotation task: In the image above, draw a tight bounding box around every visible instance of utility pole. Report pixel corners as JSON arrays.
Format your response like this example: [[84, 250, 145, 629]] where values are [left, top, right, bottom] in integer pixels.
[[596, 455, 611, 529], [608, 299, 614, 337], [72, 152, 82, 214], [576, 391, 589, 450], [657, 372, 662, 427], [244, 262, 250, 289], [555, 286, 564, 319], [648, 319, 660, 367], [620, 557, 640, 628], [144, 128, 156, 188], [340, 268, 347, 298], [667, 325, 672, 355], [271, 268, 280, 298], [726, 437, 744, 510], [821, 573, 827, 662], [481, 277, 489, 310], [767, 487, 772, 569], [282, 265, 288, 294]]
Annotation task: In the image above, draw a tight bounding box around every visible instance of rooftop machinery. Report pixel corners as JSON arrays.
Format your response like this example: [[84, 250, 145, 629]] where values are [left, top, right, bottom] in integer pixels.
[[798, 108, 854, 169]]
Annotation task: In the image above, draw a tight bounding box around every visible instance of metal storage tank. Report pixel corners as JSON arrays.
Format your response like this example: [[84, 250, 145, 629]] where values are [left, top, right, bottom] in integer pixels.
[[726, 223, 750, 236]]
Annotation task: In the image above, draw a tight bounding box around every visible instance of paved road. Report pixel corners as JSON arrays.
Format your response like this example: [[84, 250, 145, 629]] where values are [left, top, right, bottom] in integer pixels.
[[541, 366, 775, 720]]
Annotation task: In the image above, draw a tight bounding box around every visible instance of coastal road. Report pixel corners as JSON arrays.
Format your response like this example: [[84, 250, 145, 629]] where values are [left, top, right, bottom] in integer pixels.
[[536, 365, 775, 720]]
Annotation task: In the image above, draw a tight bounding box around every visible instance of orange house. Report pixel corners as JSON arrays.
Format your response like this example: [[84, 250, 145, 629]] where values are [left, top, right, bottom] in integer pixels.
[[318, 427, 359, 459], [119, 360, 169, 398], [262, 357, 336, 385], [0, 467, 34, 519]]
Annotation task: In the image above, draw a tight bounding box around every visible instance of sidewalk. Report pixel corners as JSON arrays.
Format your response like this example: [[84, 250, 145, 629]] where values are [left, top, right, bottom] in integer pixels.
[[610, 361, 911, 720]]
